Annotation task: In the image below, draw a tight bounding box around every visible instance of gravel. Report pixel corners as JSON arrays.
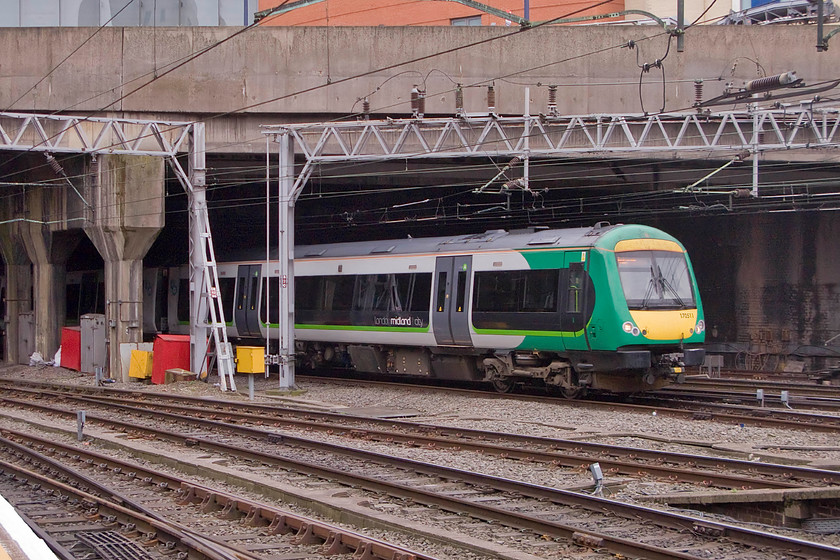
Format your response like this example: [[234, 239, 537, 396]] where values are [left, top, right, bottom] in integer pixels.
[[3, 363, 840, 555]]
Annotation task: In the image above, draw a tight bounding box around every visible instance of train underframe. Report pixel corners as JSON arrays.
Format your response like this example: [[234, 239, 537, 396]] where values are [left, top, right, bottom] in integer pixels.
[[296, 341, 703, 396]]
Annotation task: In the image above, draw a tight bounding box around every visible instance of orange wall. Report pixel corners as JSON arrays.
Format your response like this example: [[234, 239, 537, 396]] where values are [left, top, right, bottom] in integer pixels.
[[258, 1, 625, 26]]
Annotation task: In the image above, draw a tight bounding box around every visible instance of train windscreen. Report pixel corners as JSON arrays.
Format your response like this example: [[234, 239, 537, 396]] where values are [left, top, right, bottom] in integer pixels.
[[617, 250, 695, 310]]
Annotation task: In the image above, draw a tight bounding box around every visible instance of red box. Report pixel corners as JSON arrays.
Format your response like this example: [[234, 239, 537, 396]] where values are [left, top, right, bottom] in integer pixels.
[[60, 327, 81, 371], [151, 334, 191, 384]]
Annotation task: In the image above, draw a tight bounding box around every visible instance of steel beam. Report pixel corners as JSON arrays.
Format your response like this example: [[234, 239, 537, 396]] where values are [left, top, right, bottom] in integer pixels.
[[263, 106, 840, 167], [0, 113, 192, 157]]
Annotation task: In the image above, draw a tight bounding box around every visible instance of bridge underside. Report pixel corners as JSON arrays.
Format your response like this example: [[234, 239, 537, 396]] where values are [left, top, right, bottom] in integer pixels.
[[15, 148, 831, 374]]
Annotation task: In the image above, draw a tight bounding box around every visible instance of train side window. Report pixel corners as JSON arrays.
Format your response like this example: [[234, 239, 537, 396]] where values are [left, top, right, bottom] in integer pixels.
[[473, 271, 519, 313], [295, 276, 319, 311], [407, 273, 432, 312], [248, 276, 259, 311], [521, 269, 559, 312], [436, 272, 447, 312], [296, 275, 356, 312], [372, 274, 393, 311], [236, 276, 247, 311], [218, 278, 236, 320], [177, 278, 190, 322], [260, 277, 280, 324], [567, 263, 584, 313], [353, 275, 376, 311], [329, 276, 354, 311], [455, 270, 467, 312], [474, 269, 558, 313]]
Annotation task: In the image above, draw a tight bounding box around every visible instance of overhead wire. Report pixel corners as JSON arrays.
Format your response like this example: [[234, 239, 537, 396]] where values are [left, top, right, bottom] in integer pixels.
[[0, 0, 835, 230]]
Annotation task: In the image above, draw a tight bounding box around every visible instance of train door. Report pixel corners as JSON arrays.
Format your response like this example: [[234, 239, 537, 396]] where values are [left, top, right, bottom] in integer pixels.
[[432, 256, 473, 346], [234, 265, 262, 337], [143, 268, 168, 334], [562, 251, 590, 351]]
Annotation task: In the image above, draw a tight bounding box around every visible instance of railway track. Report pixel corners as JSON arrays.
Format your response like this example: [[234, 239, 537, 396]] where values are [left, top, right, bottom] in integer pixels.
[[2, 382, 837, 490], [312, 372, 840, 432], [9, 373, 840, 435], [0, 431, 431, 560], [671, 376, 840, 400], [0, 381, 838, 559]]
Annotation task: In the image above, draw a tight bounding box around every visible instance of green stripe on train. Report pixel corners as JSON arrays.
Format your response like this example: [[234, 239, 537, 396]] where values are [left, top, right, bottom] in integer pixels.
[[473, 328, 583, 337], [274, 323, 431, 333]]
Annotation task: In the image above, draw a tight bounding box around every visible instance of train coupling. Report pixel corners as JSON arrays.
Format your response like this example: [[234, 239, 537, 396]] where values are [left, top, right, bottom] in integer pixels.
[[646, 355, 688, 385]]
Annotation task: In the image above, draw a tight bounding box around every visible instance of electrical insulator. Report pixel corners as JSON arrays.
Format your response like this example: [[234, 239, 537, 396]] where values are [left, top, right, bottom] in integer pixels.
[[410, 86, 420, 117], [745, 71, 797, 92], [694, 79, 703, 106], [362, 98, 370, 120], [417, 88, 425, 118], [487, 85, 496, 113], [45, 153, 64, 175], [547, 85, 558, 116], [455, 84, 464, 116]]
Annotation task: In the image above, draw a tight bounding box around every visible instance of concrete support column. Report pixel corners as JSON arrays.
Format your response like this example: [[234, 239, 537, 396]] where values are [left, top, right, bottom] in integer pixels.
[[0, 224, 32, 364], [21, 225, 80, 363], [84, 155, 164, 383], [0, 163, 81, 364]]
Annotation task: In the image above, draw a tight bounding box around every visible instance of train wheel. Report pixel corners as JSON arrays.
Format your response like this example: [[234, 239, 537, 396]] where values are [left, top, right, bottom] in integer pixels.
[[491, 377, 514, 393], [560, 387, 584, 399]]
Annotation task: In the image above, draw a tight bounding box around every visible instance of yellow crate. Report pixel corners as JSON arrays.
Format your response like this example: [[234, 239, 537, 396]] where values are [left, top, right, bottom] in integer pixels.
[[236, 346, 265, 374], [129, 350, 153, 379]]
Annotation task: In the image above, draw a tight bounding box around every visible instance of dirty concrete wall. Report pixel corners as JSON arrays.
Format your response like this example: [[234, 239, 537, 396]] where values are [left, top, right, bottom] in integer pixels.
[[0, 25, 836, 152], [668, 211, 840, 370]]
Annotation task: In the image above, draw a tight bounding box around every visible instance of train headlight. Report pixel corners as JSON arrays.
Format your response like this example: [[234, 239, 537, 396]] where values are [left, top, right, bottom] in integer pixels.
[[695, 320, 705, 334], [623, 321, 640, 336]]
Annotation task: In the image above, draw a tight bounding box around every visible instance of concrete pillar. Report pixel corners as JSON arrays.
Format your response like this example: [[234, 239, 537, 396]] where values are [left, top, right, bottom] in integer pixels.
[[0, 160, 85, 364], [0, 224, 32, 364], [19, 193, 81, 362], [84, 155, 164, 383]]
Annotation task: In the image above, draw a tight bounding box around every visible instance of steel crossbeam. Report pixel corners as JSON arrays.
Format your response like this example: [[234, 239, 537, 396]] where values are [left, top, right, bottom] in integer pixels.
[[0, 112, 193, 157], [0, 112, 235, 390], [267, 107, 840, 166]]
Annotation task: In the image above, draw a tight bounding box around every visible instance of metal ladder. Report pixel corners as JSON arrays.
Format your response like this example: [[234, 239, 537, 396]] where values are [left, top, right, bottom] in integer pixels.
[[162, 122, 237, 392], [192, 204, 236, 392]]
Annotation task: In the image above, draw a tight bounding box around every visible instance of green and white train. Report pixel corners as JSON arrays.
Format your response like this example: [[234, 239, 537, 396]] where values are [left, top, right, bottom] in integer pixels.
[[152, 222, 705, 395]]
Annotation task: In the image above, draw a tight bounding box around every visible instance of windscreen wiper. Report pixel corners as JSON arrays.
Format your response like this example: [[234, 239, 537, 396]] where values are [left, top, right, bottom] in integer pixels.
[[639, 265, 661, 309], [657, 267, 687, 308]]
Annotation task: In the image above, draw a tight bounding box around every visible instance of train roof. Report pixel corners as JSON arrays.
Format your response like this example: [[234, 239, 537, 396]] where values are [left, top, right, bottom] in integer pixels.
[[291, 223, 681, 259]]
